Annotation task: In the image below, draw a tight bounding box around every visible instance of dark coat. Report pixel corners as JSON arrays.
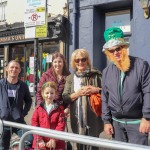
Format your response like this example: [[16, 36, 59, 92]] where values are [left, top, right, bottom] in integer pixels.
[[36, 67, 69, 107], [0, 78, 32, 122], [102, 56, 150, 123], [31, 102, 66, 149], [62, 68, 103, 137]]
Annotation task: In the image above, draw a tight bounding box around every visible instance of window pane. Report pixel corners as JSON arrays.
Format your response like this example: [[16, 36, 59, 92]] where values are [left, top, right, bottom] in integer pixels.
[[105, 10, 131, 33]]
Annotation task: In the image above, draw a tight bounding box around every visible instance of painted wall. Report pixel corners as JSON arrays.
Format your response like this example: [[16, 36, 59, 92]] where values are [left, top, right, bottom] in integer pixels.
[[130, 0, 150, 63], [5, 0, 67, 24], [68, 0, 150, 71]]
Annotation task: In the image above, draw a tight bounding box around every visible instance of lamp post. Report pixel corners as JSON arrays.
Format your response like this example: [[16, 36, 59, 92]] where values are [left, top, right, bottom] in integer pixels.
[[139, 0, 149, 19]]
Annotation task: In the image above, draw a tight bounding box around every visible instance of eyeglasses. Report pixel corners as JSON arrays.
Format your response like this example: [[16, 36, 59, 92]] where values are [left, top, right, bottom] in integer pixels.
[[74, 58, 87, 63], [108, 47, 122, 53]]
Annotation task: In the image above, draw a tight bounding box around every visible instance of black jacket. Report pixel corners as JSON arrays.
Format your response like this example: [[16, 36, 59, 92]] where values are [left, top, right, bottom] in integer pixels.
[[0, 78, 32, 122], [102, 56, 150, 123]]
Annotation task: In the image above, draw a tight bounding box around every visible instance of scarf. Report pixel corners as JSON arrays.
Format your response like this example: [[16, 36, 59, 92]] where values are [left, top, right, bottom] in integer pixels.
[[74, 68, 93, 135]]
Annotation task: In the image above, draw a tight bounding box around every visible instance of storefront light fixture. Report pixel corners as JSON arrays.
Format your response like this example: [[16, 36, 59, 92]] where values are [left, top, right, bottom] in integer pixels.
[[139, 0, 149, 19]]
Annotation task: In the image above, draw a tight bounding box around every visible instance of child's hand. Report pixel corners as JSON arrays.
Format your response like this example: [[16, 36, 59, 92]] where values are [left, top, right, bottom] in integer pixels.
[[64, 108, 70, 117], [46, 139, 56, 148], [38, 140, 45, 148]]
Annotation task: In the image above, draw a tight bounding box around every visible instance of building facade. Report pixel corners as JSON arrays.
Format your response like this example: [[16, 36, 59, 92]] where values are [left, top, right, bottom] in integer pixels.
[[0, 0, 68, 94], [68, 0, 150, 71]]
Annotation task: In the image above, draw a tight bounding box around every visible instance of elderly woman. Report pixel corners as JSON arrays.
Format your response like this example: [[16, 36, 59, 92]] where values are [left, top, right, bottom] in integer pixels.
[[63, 49, 103, 150]]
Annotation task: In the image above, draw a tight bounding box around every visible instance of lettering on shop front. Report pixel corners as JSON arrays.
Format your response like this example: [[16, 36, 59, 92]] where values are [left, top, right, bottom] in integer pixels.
[[0, 35, 25, 43]]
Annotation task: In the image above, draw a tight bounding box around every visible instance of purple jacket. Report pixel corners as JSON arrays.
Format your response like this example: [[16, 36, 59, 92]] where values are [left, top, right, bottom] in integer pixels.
[[36, 67, 69, 107], [102, 56, 150, 123]]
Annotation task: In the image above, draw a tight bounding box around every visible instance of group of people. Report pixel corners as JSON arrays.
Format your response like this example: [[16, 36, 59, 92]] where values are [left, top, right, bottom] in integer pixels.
[[0, 27, 150, 150]]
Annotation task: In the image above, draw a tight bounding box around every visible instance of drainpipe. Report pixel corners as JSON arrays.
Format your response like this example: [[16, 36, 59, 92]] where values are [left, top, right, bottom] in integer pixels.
[[73, 0, 77, 51]]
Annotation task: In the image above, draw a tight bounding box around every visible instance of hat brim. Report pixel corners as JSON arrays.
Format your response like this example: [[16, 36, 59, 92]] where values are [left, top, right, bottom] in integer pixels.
[[102, 39, 129, 52], [11, 141, 19, 147]]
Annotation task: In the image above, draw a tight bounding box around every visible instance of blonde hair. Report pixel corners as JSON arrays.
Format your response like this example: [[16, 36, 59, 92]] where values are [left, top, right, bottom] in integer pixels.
[[71, 49, 92, 70], [104, 47, 130, 72], [41, 81, 57, 93]]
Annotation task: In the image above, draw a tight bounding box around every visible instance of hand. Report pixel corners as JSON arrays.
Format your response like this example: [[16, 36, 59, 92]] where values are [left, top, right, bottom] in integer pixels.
[[64, 108, 70, 117], [139, 118, 150, 133], [82, 85, 101, 95], [104, 123, 114, 135], [46, 139, 56, 148], [38, 140, 45, 148], [76, 87, 88, 96], [71, 86, 101, 101]]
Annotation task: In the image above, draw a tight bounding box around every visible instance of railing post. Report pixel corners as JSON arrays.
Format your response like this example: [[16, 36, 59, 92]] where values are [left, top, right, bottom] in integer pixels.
[[18, 130, 33, 150]]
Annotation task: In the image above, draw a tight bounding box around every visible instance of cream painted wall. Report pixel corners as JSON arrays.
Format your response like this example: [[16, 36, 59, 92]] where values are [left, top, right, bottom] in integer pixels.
[[5, 0, 67, 24]]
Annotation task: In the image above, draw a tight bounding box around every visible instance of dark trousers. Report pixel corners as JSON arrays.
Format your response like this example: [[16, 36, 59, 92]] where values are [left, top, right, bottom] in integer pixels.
[[0, 121, 33, 150], [112, 120, 148, 145]]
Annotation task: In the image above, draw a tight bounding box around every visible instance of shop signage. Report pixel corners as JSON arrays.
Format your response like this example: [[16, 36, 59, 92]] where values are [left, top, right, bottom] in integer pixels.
[[24, 0, 47, 39], [35, 24, 47, 38], [24, 0, 46, 27], [0, 35, 25, 43]]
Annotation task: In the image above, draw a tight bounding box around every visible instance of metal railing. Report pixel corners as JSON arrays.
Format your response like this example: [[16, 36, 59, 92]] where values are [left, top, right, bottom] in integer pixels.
[[1, 120, 150, 150]]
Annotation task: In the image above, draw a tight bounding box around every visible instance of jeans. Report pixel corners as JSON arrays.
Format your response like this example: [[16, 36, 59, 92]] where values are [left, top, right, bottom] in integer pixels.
[[0, 121, 33, 150]]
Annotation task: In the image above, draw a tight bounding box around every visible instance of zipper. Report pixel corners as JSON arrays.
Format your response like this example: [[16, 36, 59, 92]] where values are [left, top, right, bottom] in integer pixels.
[[118, 71, 123, 113]]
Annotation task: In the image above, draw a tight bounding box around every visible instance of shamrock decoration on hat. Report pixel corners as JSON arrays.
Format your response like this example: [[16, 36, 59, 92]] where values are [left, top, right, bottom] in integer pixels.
[[102, 27, 129, 52]]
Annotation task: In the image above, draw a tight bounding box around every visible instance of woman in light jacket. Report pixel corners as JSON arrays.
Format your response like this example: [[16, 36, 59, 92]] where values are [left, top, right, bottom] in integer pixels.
[[62, 49, 103, 150]]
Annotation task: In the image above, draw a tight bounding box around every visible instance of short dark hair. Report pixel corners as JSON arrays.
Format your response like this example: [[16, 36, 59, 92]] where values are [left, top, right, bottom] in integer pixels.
[[7, 60, 21, 68]]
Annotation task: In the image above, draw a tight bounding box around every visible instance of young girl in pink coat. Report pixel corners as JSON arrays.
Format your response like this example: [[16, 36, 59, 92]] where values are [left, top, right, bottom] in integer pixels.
[[32, 81, 66, 150]]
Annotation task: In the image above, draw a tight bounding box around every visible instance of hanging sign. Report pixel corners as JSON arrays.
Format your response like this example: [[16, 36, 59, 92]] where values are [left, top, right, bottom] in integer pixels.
[[24, 0, 46, 27]]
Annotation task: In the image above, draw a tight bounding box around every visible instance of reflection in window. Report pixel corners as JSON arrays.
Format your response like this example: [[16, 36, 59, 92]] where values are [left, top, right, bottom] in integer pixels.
[[105, 10, 131, 33]]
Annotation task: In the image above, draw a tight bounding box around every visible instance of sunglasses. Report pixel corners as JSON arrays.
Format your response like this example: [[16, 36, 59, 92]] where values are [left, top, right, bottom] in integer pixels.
[[74, 58, 87, 63], [108, 47, 122, 53]]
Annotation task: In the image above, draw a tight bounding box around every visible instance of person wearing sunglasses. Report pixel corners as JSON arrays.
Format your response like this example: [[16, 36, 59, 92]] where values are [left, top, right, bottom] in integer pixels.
[[102, 27, 150, 145], [63, 49, 103, 150]]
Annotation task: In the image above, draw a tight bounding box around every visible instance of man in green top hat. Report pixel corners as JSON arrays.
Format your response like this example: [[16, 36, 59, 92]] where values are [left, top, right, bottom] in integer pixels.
[[101, 27, 150, 145]]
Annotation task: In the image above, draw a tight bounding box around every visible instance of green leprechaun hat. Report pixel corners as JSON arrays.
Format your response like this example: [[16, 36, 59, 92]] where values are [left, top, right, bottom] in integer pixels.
[[102, 27, 129, 52]]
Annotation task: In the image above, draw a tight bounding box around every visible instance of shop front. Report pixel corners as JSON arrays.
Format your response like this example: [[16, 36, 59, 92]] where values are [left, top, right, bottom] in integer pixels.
[[0, 18, 68, 95]]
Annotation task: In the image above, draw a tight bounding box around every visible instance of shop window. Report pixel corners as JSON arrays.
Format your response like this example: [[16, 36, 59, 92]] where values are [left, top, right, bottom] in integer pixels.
[[42, 41, 59, 73], [25, 41, 59, 94], [0, 48, 4, 79], [9, 41, 60, 94], [105, 10, 131, 36], [25, 44, 34, 94], [10, 45, 25, 81]]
